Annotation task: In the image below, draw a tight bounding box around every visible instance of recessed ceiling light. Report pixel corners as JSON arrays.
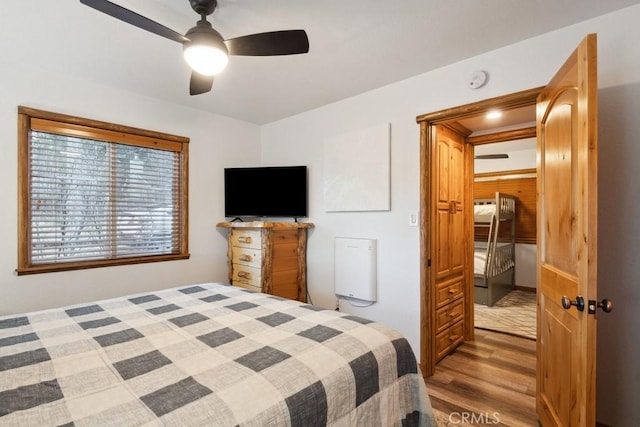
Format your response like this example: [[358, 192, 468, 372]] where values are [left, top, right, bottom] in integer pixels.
[[486, 110, 503, 119]]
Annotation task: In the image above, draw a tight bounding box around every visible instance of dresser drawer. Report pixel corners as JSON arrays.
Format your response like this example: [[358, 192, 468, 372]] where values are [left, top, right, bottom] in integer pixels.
[[232, 247, 262, 268], [231, 264, 262, 288], [435, 297, 464, 334], [436, 279, 463, 308], [231, 280, 261, 293], [435, 320, 464, 361], [230, 229, 262, 249]]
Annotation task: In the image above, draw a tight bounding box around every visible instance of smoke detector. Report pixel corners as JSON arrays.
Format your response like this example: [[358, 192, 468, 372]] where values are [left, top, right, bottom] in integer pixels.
[[469, 70, 488, 89]]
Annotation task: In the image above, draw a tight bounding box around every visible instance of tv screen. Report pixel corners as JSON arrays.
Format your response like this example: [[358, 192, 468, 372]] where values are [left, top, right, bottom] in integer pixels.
[[224, 166, 308, 218]]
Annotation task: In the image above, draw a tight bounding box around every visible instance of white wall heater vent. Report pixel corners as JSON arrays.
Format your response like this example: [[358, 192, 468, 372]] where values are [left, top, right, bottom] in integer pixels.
[[334, 237, 377, 302]]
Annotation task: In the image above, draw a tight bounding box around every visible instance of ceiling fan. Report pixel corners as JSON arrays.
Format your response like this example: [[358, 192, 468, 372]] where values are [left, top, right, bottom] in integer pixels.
[[80, 0, 310, 95]]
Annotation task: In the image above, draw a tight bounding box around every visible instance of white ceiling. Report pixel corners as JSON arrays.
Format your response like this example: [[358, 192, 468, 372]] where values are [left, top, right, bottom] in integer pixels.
[[3, 0, 639, 124]]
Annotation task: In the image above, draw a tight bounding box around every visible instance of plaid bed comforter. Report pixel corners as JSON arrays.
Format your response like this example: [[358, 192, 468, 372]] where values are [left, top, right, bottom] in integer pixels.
[[1, 283, 434, 426]]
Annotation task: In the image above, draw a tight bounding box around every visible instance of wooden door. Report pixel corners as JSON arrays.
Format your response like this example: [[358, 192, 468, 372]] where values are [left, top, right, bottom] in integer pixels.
[[536, 34, 598, 426], [434, 125, 465, 278], [430, 124, 467, 362]]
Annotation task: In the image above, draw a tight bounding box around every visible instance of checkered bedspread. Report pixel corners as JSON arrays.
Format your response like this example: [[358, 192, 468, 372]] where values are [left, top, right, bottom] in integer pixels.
[[1, 283, 434, 426]]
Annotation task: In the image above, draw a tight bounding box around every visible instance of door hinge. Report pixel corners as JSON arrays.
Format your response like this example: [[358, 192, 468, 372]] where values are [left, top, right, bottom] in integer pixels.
[[427, 259, 431, 267]]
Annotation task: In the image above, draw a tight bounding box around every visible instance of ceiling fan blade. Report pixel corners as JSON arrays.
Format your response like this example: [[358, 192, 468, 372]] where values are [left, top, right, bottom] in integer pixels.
[[190, 72, 214, 96], [474, 154, 509, 159], [225, 30, 309, 56], [80, 0, 188, 44]]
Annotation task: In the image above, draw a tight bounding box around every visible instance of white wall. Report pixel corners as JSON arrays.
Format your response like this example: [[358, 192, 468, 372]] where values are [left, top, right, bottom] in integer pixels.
[[0, 59, 262, 315], [261, 5, 640, 425], [597, 80, 640, 427], [515, 244, 537, 288]]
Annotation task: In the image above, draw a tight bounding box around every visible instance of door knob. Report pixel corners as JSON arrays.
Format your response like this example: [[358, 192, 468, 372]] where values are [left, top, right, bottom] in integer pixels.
[[561, 295, 585, 312], [598, 299, 613, 312], [588, 299, 613, 314]]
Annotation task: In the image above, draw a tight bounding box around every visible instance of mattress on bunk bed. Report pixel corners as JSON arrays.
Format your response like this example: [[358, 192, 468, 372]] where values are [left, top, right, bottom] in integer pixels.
[[0, 282, 434, 427], [474, 204, 496, 223], [474, 250, 487, 276]]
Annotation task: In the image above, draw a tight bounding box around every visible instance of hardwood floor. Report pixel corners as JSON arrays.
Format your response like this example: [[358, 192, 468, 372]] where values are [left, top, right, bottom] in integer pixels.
[[425, 329, 537, 426]]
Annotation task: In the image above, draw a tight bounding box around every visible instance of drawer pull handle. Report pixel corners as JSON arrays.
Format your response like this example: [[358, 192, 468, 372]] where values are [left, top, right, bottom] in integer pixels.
[[448, 289, 456, 294], [239, 255, 252, 262], [237, 271, 251, 279], [238, 236, 252, 244], [449, 335, 460, 342]]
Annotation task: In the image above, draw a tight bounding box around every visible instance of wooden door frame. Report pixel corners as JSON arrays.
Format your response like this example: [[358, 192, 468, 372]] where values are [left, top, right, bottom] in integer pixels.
[[416, 87, 543, 376]]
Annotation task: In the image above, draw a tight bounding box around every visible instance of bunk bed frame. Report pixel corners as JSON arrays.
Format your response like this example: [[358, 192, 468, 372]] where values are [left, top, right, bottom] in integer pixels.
[[474, 192, 517, 306]]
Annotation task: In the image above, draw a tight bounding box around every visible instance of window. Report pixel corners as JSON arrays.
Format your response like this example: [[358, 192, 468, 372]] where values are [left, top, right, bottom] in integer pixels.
[[17, 107, 189, 275]]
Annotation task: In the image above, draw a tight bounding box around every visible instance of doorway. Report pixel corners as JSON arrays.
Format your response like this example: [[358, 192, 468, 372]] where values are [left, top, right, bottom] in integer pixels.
[[416, 87, 543, 376], [419, 34, 600, 425], [471, 138, 537, 339], [459, 110, 538, 340]]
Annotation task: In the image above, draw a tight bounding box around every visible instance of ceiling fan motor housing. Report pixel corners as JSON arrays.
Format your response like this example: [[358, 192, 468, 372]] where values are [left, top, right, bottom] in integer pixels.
[[189, 0, 218, 16], [184, 20, 228, 55]]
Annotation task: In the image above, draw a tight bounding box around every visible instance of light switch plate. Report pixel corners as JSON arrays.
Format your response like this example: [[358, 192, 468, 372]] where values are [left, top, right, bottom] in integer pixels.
[[409, 211, 418, 226]]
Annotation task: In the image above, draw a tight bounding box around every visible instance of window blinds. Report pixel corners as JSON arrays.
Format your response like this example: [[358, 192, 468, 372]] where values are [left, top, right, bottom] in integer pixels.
[[29, 130, 182, 264]]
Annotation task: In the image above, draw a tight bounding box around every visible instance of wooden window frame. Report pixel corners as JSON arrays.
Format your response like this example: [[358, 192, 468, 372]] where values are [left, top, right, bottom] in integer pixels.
[[17, 106, 190, 275]]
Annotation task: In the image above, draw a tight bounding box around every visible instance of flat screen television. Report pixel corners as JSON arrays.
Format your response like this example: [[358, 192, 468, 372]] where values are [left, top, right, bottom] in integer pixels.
[[224, 166, 308, 219]]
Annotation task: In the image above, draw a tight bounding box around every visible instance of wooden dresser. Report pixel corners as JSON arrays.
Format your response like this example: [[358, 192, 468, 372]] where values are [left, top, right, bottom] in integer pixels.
[[216, 221, 314, 302]]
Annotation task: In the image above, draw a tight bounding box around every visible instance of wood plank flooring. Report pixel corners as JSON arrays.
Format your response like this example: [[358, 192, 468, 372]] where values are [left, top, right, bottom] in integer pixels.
[[425, 329, 537, 426]]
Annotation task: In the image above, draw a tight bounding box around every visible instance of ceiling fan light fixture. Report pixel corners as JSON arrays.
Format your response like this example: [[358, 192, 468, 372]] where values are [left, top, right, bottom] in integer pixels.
[[183, 20, 228, 76], [184, 44, 228, 75]]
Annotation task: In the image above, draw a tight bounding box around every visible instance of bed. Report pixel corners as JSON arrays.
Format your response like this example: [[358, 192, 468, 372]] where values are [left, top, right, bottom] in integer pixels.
[[0, 283, 434, 426], [474, 192, 517, 306]]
